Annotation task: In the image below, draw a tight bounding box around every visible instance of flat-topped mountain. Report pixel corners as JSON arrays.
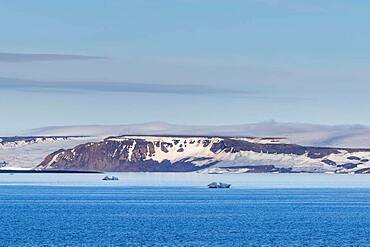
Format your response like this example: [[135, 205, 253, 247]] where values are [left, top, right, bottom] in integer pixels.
[[36, 135, 370, 174]]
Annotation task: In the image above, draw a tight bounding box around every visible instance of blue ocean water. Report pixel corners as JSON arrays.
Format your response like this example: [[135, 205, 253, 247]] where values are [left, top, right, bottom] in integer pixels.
[[1, 185, 370, 246]]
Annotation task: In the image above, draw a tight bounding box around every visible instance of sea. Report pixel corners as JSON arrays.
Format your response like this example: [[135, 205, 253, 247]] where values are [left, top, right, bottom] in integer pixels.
[[1, 173, 370, 246]]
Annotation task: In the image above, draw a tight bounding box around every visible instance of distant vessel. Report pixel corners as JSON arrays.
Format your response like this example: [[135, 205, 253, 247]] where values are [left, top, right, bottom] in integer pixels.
[[0, 161, 8, 168], [102, 176, 119, 181], [208, 182, 231, 188]]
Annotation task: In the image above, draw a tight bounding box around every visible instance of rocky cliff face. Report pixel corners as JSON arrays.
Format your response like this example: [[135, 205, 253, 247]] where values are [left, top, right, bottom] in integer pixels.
[[36, 135, 370, 173]]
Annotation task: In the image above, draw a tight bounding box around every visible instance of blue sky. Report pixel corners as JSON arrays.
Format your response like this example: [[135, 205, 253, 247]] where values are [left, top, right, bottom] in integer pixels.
[[1, 0, 370, 132]]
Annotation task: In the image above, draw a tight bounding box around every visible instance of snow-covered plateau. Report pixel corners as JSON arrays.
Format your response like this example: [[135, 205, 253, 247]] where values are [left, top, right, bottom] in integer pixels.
[[4, 121, 370, 173], [0, 136, 95, 169], [36, 135, 370, 174]]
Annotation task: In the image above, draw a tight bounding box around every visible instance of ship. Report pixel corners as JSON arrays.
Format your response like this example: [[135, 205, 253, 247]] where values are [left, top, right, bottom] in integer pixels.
[[208, 182, 231, 188], [102, 175, 119, 181]]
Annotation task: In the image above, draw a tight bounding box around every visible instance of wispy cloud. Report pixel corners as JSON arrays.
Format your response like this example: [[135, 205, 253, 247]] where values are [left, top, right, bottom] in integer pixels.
[[0, 77, 253, 95], [0, 52, 106, 62]]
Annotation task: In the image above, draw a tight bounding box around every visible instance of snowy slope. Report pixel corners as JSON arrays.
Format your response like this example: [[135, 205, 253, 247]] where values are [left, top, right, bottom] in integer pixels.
[[37, 135, 370, 174], [5, 121, 370, 171], [0, 136, 95, 169]]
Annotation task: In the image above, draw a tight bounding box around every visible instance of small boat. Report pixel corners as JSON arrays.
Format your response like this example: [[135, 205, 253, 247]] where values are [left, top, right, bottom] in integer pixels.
[[218, 182, 231, 188], [208, 182, 231, 189], [102, 176, 119, 181]]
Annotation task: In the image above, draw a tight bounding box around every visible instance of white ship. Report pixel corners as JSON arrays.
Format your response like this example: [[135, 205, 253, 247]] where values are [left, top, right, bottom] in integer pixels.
[[208, 182, 231, 188]]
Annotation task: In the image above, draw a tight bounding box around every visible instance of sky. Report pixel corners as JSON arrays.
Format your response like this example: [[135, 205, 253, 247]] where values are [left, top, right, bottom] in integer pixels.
[[1, 0, 370, 133]]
